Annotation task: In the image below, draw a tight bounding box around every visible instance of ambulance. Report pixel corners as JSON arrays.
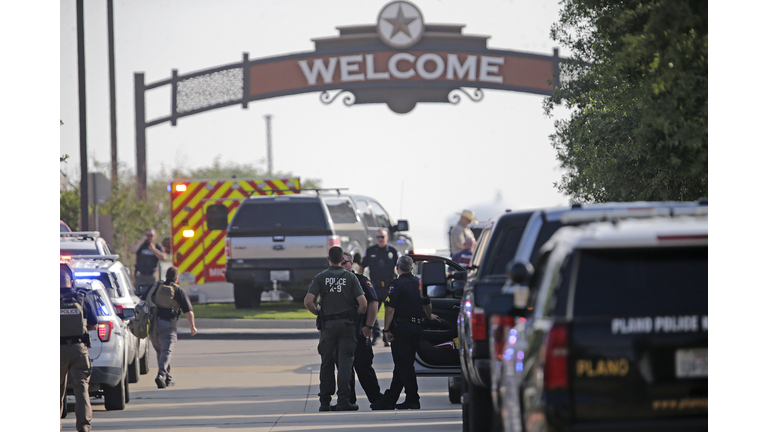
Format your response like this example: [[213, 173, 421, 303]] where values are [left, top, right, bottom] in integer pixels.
[[168, 177, 300, 302]]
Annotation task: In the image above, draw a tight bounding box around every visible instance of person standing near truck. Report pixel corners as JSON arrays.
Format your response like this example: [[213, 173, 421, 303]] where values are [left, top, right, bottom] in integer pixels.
[[451, 209, 477, 255], [360, 228, 400, 346]]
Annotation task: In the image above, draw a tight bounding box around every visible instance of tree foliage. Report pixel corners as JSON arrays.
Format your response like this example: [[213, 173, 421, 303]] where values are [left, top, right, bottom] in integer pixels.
[[545, 0, 707, 202]]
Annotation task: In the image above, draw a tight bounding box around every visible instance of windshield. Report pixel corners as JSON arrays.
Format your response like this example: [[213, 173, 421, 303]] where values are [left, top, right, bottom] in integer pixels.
[[230, 201, 329, 235], [572, 246, 707, 317]]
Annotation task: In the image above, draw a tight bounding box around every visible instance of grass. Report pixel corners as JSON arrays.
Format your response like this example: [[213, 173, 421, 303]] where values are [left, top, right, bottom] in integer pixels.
[[191, 302, 387, 320]]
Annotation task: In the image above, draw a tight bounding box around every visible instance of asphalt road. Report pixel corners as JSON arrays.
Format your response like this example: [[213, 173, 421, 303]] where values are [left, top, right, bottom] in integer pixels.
[[61, 337, 462, 431]]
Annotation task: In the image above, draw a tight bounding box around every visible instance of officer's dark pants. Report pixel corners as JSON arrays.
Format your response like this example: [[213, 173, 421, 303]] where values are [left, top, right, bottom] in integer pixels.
[[372, 281, 390, 339], [60, 342, 92, 432], [349, 331, 381, 405], [382, 322, 422, 404], [150, 318, 177, 384], [318, 319, 357, 405]]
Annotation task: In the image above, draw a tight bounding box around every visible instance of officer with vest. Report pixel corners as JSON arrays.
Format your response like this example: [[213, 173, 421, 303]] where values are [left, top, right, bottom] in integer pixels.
[[371, 255, 438, 410], [360, 228, 400, 346], [140, 266, 197, 389], [130, 228, 167, 292], [304, 246, 367, 412], [60, 262, 99, 432], [341, 251, 384, 406]]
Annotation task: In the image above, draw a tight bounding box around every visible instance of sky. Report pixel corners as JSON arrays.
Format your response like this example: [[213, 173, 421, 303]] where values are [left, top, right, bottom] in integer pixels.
[[59, 0, 572, 250]]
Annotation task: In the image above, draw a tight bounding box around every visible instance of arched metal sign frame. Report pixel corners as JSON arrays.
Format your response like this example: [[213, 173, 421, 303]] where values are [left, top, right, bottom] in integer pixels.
[[134, 3, 562, 200]]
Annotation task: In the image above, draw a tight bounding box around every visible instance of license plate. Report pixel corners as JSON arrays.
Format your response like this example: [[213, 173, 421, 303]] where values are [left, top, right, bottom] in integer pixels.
[[675, 348, 707, 378], [270, 270, 290, 281]]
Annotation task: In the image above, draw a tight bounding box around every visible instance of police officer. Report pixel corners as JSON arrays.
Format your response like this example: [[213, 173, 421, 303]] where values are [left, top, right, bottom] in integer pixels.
[[130, 228, 167, 291], [360, 228, 399, 345], [341, 252, 384, 406], [304, 246, 367, 412], [370, 256, 438, 410], [140, 266, 197, 389], [60, 263, 99, 432], [450, 209, 476, 255]]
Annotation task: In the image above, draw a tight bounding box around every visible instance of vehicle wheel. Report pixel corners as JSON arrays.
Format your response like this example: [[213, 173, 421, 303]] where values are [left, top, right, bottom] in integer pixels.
[[103, 374, 127, 411], [234, 284, 255, 309], [140, 344, 150, 375], [467, 379, 493, 432], [461, 378, 470, 432], [449, 381, 462, 404], [61, 396, 68, 418], [128, 355, 140, 383]]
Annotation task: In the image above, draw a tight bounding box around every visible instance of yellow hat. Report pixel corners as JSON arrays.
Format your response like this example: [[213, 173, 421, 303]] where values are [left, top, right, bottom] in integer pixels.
[[460, 209, 476, 221]]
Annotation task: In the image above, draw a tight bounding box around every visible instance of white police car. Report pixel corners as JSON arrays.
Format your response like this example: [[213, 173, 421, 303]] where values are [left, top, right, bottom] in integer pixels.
[[66, 278, 132, 410], [69, 255, 150, 383]]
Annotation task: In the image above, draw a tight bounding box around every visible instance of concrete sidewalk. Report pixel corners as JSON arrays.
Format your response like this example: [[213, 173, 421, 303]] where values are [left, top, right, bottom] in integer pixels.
[[176, 318, 321, 340]]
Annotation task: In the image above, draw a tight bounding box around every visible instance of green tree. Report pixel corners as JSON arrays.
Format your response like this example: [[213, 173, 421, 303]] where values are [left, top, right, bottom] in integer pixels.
[[545, 0, 707, 202], [60, 188, 80, 230]]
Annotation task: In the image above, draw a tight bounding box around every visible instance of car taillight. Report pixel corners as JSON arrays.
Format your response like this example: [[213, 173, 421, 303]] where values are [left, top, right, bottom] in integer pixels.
[[97, 322, 114, 342], [471, 306, 486, 342], [491, 315, 517, 360], [225, 237, 230, 260], [328, 235, 340, 247], [60, 255, 72, 263], [543, 323, 569, 390]]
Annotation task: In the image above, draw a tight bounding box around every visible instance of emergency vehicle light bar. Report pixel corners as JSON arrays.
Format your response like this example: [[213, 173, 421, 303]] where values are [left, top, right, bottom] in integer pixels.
[[67, 254, 120, 261], [60, 231, 101, 239], [249, 188, 347, 197]]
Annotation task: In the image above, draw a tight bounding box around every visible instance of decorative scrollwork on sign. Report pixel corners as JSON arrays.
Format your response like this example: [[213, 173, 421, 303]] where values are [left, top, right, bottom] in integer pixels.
[[176, 68, 243, 113], [319, 90, 356, 106], [448, 88, 484, 104]]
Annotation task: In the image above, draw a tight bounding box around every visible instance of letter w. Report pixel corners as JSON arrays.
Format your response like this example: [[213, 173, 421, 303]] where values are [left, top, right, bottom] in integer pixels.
[[298, 58, 338, 85]]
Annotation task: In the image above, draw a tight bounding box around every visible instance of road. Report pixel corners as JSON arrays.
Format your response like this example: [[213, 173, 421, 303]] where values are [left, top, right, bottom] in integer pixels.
[[61, 337, 462, 431]]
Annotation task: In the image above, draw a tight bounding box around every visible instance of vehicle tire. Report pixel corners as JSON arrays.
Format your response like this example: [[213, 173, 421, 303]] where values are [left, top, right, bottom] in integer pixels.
[[61, 396, 68, 418], [461, 378, 470, 432], [467, 379, 493, 432], [140, 344, 150, 375], [128, 355, 140, 383], [234, 283, 255, 309], [449, 381, 462, 404], [103, 374, 127, 411]]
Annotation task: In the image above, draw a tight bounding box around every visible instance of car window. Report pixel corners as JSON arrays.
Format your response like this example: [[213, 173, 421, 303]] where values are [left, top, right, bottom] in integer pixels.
[[485, 225, 527, 275], [369, 200, 391, 228], [530, 220, 564, 266], [112, 271, 131, 298], [86, 273, 121, 299], [325, 199, 359, 224], [353, 199, 378, 228], [89, 290, 113, 316], [571, 246, 708, 317], [121, 267, 137, 296], [230, 201, 329, 233], [470, 226, 493, 270]]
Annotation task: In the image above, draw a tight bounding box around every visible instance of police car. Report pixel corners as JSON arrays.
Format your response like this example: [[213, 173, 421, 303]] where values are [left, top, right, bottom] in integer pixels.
[[68, 255, 150, 384], [60, 231, 113, 256], [495, 216, 707, 432], [65, 278, 133, 411]]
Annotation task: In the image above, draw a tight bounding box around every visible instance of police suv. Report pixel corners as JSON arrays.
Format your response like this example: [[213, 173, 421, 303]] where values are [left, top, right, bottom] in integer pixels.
[[68, 255, 150, 383], [65, 278, 133, 411], [225, 190, 412, 308], [496, 216, 707, 432]]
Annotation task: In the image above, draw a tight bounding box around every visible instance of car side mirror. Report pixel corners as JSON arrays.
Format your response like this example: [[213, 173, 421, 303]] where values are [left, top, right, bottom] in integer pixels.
[[120, 308, 136, 320], [506, 260, 534, 285], [396, 219, 409, 232]]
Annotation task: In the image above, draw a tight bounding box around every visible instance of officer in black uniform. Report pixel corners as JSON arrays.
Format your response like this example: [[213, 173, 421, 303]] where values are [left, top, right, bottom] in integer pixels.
[[341, 252, 383, 406], [304, 246, 367, 412], [360, 228, 399, 345], [370, 255, 437, 410], [129, 228, 167, 292], [60, 262, 99, 432]]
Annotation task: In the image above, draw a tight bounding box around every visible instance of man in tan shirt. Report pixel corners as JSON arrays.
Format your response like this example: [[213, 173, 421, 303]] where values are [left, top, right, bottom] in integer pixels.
[[450, 209, 476, 255]]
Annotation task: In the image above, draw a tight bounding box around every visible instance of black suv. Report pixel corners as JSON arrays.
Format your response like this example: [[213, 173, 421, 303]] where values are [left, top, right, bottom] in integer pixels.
[[499, 216, 707, 432], [225, 191, 412, 308]]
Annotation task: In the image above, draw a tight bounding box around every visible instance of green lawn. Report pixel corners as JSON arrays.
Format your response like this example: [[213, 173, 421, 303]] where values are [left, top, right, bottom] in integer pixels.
[[191, 302, 386, 320]]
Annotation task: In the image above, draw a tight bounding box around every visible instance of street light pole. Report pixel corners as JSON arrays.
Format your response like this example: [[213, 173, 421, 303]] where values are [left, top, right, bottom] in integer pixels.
[[77, 0, 89, 231], [264, 114, 273, 175]]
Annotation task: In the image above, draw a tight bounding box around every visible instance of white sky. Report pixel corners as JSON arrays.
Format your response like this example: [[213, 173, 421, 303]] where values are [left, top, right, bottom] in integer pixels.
[[59, 0, 572, 250]]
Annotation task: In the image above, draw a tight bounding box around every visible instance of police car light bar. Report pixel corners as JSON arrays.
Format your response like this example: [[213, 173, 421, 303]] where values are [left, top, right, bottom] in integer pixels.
[[68, 254, 120, 261], [60, 231, 101, 239], [75, 271, 101, 278]]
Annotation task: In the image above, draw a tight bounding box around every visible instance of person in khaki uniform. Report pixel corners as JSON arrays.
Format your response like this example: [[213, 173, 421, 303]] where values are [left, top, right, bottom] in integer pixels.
[[304, 246, 367, 412], [450, 209, 477, 255], [60, 263, 98, 432]]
